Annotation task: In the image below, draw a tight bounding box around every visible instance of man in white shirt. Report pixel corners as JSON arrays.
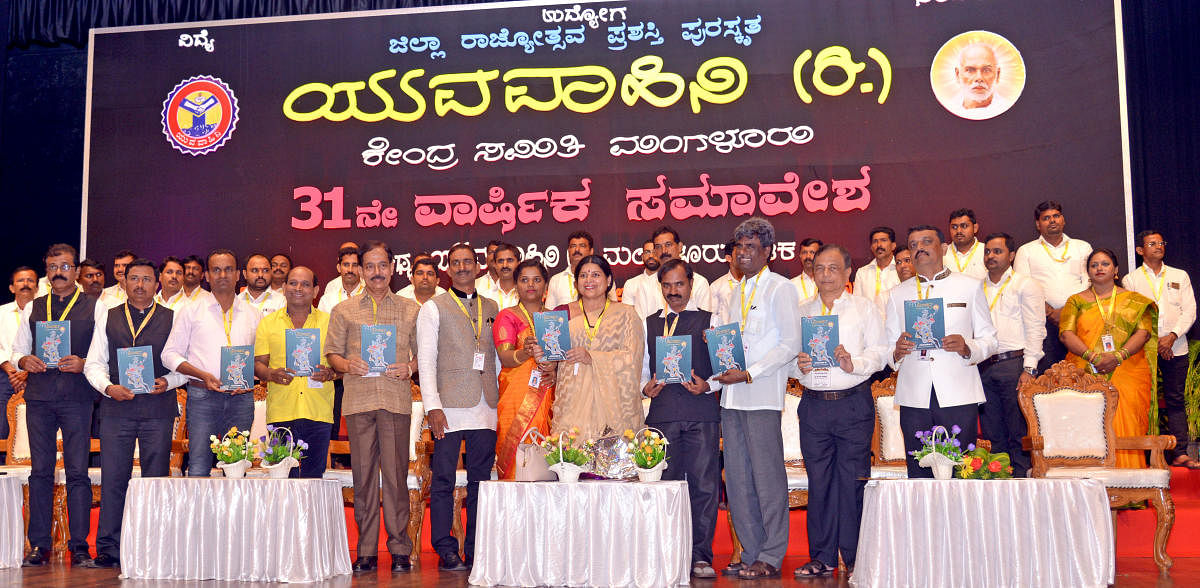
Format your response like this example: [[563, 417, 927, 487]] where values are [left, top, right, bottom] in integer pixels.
[[417, 243, 499, 572], [320, 241, 360, 301], [711, 218, 800, 580], [162, 249, 264, 476], [181, 254, 208, 302], [268, 253, 292, 297], [887, 226, 998, 478], [99, 249, 136, 308], [154, 256, 190, 311], [630, 226, 712, 317], [790, 238, 821, 304], [709, 240, 742, 317], [77, 259, 105, 298], [1124, 230, 1198, 468], [1013, 200, 1092, 372], [790, 244, 887, 579], [397, 254, 446, 304], [945, 43, 1014, 120], [472, 240, 502, 293], [979, 233, 1046, 477], [238, 253, 286, 316], [943, 208, 987, 279], [0, 267, 38, 440], [621, 239, 658, 317], [545, 231, 616, 308], [475, 243, 520, 309], [853, 226, 900, 312], [317, 245, 364, 314]]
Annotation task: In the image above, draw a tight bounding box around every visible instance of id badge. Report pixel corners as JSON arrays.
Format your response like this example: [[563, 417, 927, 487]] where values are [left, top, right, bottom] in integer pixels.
[[528, 370, 542, 388], [307, 376, 325, 389], [1101, 334, 1115, 353], [918, 349, 932, 361], [472, 352, 485, 371], [812, 369, 831, 388]]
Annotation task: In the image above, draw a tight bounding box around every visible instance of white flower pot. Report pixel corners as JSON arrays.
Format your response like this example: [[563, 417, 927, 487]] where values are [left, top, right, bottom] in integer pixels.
[[549, 461, 585, 483], [217, 459, 251, 479], [919, 452, 960, 480], [636, 460, 667, 482], [264, 456, 300, 478]]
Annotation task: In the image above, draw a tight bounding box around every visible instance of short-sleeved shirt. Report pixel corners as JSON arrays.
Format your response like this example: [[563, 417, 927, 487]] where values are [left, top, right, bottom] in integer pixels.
[[325, 291, 420, 416], [254, 307, 335, 423]]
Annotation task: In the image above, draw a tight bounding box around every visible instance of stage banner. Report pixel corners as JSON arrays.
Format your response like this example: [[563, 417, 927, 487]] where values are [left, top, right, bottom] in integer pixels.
[[84, 0, 1128, 284]]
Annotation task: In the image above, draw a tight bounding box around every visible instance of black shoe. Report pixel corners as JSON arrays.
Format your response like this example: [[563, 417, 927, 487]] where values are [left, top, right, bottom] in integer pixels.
[[22, 547, 48, 567], [71, 550, 94, 567], [391, 554, 412, 573], [352, 555, 377, 572], [438, 551, 468, 571], [91, 553, 120, 568]]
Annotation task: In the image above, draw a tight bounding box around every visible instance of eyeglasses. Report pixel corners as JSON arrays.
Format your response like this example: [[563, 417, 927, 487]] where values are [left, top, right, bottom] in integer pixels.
[[1145, 241, 1166, 247], [46, 263, 75, 272]]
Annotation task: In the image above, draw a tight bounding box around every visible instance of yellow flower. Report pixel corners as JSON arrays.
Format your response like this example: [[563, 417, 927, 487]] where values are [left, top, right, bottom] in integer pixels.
[[623, 429, 635, 439]]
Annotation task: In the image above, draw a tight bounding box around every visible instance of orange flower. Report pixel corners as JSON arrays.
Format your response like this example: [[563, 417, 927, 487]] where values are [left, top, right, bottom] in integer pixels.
[[970, 457, 983, 470], [988, 460, 1003, 472]]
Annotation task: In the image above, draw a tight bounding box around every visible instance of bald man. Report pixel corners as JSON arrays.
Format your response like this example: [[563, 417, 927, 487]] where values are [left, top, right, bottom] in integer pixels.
[[949, 43, 1012, 119]]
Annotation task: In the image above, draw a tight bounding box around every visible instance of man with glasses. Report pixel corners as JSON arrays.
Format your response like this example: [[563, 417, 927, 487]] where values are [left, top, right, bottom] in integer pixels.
[[11, 244, 104, 567]]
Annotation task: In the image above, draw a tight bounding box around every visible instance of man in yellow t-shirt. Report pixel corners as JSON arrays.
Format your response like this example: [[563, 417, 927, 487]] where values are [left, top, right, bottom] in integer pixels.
[[253, 266, 336, 478]]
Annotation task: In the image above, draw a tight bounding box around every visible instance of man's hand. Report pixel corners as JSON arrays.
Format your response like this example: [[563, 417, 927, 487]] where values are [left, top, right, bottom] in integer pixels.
[[642, 375, 665, 398], [795, 352, 813, 375], [200, 371, 223, 392], [1159, 333, 1178, 360], [7, 370, 27, 392], [269, 367, 296, 385], [714, 369, 750, 385], [681, 371, 711, 395], [384, 362, 411, 380], [834, 344, 855, 373], [427, 409, 448, 440], [105, 384, 135, 401], [941, 335, 970, 359], [346, 357, 370, 377], [311, 365, 336, 382], [1045, 304, 1061, 325], [1018, 371, 1034, 387], [57, 355, 85, 374], [893, 333, 914, 363], [18, 355, 46, 374], [151, 377, 168, 394]]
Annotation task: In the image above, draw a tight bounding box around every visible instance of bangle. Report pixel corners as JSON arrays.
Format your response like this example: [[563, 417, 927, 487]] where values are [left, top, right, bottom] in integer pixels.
[[1082, 350, 1093, 362]]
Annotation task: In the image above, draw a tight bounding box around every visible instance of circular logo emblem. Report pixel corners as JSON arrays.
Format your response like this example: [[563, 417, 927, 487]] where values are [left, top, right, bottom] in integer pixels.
[[161, 75, 238, 155]]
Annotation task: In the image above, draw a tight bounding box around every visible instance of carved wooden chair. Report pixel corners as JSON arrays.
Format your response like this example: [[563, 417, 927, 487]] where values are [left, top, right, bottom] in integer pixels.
[[1019, 360, 1175, 574], [870, 374, 909, 479], [0, 390, 35, 551]]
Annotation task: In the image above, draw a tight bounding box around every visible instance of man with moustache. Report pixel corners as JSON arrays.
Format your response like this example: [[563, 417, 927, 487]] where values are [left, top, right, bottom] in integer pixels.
[[255, 266, 337, 479], [943, 209, 987, 280], [268, 253, 293, 297], [398, 253, 446, 304], [545, 231, 615, 308], [476, 243, 520, 309], [1124, 230, 1198, 467], [327, 241, 420, 573], [622, 239, 660, 317], [99, 249, 137, 308], [474, 240, 503, 293], [83, 259, 185, 568], [11, 244, 104, 566], [181, 255, 208, 301], [640, 258, 722, 579], [0, 267, 39, 439], [1014, 201, 1092, 372], [711, 218, 800, 580], [791, 238, 822, 303], [77, 259, 106, 298], [162, 249, 263, 476], [709, 240, 742, 316], [979, 233, 1045, 477], [790, 244, 887, 579], [239, 253, 286, 316], [417, 243, 499, 572], [628, 226, 712, 317], [853, 227, 900, 313], [886, 226, 997, 478], [894, 249, 916, 283], [948, 43, 1012, 120], [318, 246, 365, 314], [154, 256, 189, 310], [323, 241, 362, 299]]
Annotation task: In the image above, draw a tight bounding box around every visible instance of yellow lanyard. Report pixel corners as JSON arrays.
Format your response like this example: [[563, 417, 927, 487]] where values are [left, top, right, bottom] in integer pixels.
[[820, 300, 834, 315], [517, 302, 541, 332], [242, 291, 270, 313], [124, 303, 158, 345], [187, 287, 204, 302], [951, 241, 980, 272], [915, 277, 930, 300], [798, 275, 811, 299], [568, 275, 578, 301], [581, 299, 609, 343], [1092, 287, 1117, 329], [46, 288, 82, 321], [451, 292, 483, 341], [739, 267, 766, 329], [1040, 238, 1070, 263], [1141, 266, 1165, 301], [984, 273, 1014, 311], [662, 310, 681, 337], [874, 264, 883, 297], [222, 306, 234, 345]]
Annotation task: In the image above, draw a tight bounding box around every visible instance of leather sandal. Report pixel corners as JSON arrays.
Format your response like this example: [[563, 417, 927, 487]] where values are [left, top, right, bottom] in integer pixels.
[[737, 560, 781, 580], [794, 560, 836, 578], [721, 562, 746, 576]]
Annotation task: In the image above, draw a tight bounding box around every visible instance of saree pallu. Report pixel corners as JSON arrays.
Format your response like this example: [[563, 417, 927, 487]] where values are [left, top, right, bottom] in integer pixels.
[[493, 307, 554, 480], [1060, 290, 1158, 468], [551, 302, 646, 441]]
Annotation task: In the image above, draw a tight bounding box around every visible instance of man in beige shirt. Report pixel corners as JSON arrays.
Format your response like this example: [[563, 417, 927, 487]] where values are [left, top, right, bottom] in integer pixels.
[[326, 240, 420, 575]]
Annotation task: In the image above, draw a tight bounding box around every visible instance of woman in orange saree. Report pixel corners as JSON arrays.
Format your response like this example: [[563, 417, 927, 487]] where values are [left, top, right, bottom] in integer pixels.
[[1060, 248, 1157, 469], [492, 260, 556, 479]]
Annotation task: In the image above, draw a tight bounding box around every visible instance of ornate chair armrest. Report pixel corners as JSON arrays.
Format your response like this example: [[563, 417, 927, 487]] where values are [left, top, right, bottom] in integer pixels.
[[1116, 435, 1175, 468], [1021, 435, 1044, 451]]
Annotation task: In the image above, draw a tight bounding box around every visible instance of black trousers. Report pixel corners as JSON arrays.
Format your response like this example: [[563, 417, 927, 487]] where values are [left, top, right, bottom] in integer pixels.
[[96, 414, 173, 558], [268, 418, 332, 479], [1038, 316, 1067, 373], [655, 420, 721, 565], [899, 387, 978, 479], [1160, 351, 1193, 459], [429, 427, 496, 561], [798, 384, 874, 567], [26, 398, 93, 552], [979, 357, 1031, 477]]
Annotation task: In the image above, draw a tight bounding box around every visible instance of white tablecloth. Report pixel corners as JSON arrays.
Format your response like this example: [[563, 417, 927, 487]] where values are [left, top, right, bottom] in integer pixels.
[[852, 478, 1113, 588], [120, 477, 352, 582], [469, 480, 691, 587], [0, 476, 22, 568]]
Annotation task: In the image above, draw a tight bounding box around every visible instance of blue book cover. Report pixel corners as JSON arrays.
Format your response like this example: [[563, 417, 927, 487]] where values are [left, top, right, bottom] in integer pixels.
[[656, 335, 692, 384], [219, 345, 254, 390], [802, 316, 839, 369], [532, 310, 571, 361], [35, 320, 70, 368], [285, 328, 321, 377], [117, 345, 155, 394], [360, 324, 396, 375], [905, 298, 945, 350], [704, 322, 746, 373]]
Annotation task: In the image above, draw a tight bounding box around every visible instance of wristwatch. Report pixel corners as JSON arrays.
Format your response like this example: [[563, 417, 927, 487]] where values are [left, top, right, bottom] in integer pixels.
[[1024, 367, 1036, 376]]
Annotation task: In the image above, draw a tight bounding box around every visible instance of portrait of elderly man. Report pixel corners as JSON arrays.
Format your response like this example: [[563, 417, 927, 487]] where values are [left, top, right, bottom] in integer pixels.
[[932, 32, 1025, 121]]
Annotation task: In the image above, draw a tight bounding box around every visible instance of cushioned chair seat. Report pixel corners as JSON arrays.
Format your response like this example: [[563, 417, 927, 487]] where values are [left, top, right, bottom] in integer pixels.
[[870, 465, 908, 479], [1044, 466, 1170, 489]]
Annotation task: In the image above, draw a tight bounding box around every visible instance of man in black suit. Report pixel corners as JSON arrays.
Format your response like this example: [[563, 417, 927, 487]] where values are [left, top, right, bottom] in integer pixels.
[[640, 258, 722, 579]]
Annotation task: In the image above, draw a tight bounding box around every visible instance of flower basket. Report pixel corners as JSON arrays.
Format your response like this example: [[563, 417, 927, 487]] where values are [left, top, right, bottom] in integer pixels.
[[636, 459, 668, 482], [918, 451, 959, 480], [542, 428, 593, 482], [217, 459, 251, 478], [264, 455, 300, 478], [909, 425, 965, 479], [549, 461, 585, 483], [255, 425, 306, 476], [624, 427, 669, 473], [210, 427, 253, 476]]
